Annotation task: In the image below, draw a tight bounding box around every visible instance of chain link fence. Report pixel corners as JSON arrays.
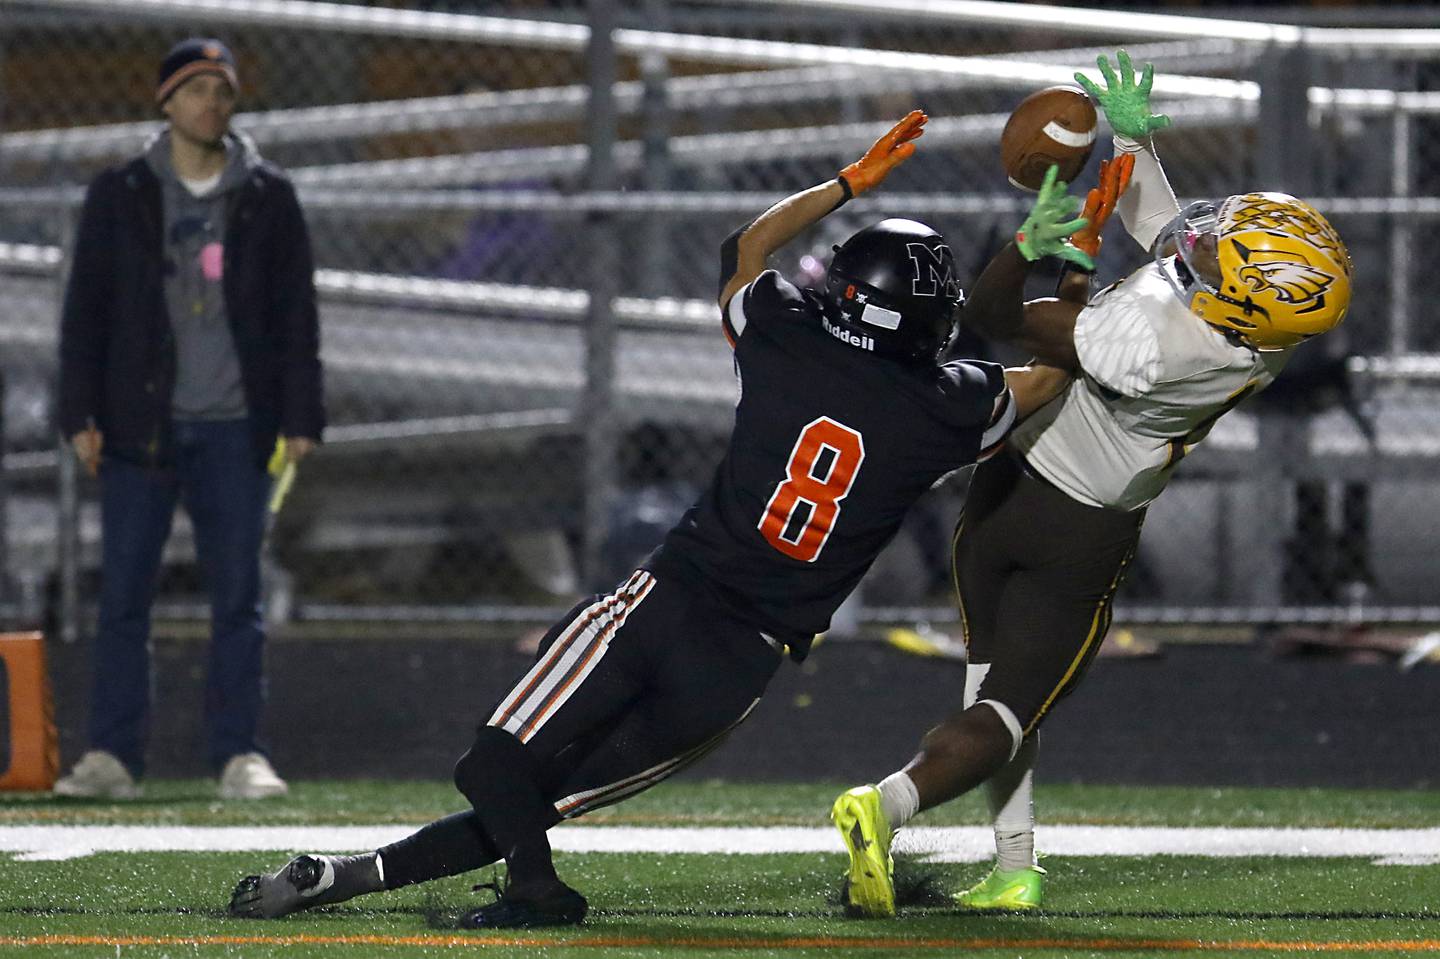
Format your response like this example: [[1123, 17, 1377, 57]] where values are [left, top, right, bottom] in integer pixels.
[[1, 0, 1437, 640]]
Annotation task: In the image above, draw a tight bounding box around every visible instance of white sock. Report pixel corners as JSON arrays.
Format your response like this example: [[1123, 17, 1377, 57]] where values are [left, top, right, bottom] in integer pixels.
[[877, 771, 920, 830], [986, 734, 1038, 872]]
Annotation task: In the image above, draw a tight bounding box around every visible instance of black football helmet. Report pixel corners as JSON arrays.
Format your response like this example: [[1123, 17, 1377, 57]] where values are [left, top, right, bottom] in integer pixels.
[[822, 218, 965, 364]]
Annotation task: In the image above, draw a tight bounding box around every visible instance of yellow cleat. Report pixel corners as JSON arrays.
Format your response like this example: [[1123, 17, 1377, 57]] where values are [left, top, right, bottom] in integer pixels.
[[954, 864, 1046, 911], [830, 785, 895, 918]]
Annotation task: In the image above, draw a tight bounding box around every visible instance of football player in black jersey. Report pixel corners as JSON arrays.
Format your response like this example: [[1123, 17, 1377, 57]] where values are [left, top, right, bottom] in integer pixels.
[[227, 110, 1078, 930]]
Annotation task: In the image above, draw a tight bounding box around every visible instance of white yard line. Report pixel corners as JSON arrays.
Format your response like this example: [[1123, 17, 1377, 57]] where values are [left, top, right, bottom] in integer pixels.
[[2, 824, 1439, 864]]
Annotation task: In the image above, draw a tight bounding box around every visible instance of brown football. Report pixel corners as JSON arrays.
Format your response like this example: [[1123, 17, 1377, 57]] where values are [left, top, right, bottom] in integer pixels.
[[1000, 85, 1098, 192]]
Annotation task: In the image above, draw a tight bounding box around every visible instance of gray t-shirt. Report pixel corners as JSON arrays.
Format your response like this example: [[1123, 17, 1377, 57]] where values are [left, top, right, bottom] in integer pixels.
[[146, 132, 251, 420]]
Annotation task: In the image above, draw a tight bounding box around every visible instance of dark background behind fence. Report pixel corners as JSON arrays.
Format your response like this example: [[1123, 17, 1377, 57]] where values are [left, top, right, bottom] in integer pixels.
[[2, 0, 1438, 646]]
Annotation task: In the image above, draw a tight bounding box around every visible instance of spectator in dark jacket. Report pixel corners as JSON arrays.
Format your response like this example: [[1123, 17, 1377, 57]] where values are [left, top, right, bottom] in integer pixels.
[[54, 38, 323, 801]]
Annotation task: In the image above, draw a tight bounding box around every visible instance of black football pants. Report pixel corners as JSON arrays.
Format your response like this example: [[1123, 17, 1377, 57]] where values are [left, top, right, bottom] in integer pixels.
[[378, 569, 781, 888], [952, 450, 1146, 736], [486, 569, 782, 819]]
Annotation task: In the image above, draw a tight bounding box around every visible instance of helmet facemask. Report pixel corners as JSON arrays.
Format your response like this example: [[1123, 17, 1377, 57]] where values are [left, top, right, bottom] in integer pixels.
[[1155, 200, 1228, 316]]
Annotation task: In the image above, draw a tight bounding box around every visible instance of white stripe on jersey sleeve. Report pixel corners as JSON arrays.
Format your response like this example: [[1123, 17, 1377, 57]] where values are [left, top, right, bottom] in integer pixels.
[[1073, 290, 1163, 398], [977, 387, 1017, 461], [723, 281, 752, 344]]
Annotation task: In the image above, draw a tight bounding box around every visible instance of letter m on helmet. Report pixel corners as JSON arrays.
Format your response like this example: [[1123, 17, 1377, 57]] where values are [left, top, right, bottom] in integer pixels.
[[907, 242, 959, 300]]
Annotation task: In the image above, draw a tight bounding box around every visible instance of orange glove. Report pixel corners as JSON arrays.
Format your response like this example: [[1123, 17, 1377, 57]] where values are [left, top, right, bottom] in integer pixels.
[[839, 110, 927, 198], [1070, 152, 1135, 260]]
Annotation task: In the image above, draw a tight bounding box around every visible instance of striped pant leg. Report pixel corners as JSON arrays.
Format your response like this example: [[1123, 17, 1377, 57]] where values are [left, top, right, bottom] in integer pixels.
[[542, 587, 782, 821], [487, 570, 658, 748], [551, 697, 762, 820], [484, 569, 780, 822]]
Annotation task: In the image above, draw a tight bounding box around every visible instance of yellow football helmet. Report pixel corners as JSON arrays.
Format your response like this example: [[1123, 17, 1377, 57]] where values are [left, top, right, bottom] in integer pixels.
[[1157, 193, 1352, 351]]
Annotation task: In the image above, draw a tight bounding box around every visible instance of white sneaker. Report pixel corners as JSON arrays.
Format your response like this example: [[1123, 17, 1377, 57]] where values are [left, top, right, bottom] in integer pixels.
[[219, 752, 289, 800], [53, 750, 142, 799]]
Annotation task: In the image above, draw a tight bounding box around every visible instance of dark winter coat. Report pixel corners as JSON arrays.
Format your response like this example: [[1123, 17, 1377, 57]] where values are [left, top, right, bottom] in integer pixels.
[[57, 140, 324, 469]]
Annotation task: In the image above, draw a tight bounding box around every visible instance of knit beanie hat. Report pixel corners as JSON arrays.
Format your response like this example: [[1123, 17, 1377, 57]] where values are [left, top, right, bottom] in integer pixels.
[[156, 38, 239, 104]]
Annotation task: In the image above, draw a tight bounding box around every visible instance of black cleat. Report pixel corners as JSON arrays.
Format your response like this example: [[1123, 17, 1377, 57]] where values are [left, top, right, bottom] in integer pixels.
[[229, 854, 341, 919], [458, 880, 588, 929]]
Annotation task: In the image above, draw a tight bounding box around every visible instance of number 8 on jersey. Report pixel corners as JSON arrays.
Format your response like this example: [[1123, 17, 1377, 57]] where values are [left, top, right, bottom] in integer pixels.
[[759, 417, 866, 563]]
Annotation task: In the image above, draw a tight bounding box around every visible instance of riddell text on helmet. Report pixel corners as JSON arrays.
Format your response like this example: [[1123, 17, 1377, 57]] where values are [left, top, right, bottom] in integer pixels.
[[822, 316, 876, 351]]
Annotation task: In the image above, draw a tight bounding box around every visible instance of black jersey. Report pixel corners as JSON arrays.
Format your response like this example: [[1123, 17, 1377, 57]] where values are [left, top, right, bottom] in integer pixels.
[[646, 271, 1012, 659]]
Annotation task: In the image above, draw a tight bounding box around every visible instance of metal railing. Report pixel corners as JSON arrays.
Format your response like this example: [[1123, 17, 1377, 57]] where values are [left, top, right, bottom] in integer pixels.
[[3, 0, 1437, 638]]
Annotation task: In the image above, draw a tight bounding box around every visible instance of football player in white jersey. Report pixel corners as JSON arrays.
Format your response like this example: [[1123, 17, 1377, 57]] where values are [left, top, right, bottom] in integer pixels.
[[831, 51, 1353, 918]]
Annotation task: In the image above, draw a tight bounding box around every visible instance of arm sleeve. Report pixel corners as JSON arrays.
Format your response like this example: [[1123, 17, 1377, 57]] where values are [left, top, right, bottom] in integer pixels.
[[1112, 135, 1181, 252], [57, 176, 113, 437], [947, 360, 1014, 460], [717, 219, 753, 302], [976, 387, 1017, 462], [721, 279, 754, 348], [720, 270, 801, 348], [271, 180, 325, 440]]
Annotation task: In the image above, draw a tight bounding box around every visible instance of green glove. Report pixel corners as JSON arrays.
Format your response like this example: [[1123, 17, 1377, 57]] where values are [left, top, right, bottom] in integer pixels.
[[1015, 165, 1093, 270], [1075, 49, 1172, 141]]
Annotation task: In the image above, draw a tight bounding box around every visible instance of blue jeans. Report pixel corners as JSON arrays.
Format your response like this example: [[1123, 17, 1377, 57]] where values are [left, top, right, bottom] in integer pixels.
[[89, 419, 272, 776]]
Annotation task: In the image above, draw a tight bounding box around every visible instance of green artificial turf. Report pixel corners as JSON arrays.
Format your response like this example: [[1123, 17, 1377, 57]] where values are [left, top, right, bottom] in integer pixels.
[[8, 779, 1440, 828], [2, 780, 1438, 957]]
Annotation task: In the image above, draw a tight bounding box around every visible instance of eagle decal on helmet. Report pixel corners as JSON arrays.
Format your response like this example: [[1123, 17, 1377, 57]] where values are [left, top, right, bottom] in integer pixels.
[[1237, 260, 1334, 306], [1225, 196, 1350, 275]]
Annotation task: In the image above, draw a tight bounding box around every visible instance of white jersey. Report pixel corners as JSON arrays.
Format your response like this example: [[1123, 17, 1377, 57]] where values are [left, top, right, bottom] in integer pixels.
[[1012, 266, 1292, 511]]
